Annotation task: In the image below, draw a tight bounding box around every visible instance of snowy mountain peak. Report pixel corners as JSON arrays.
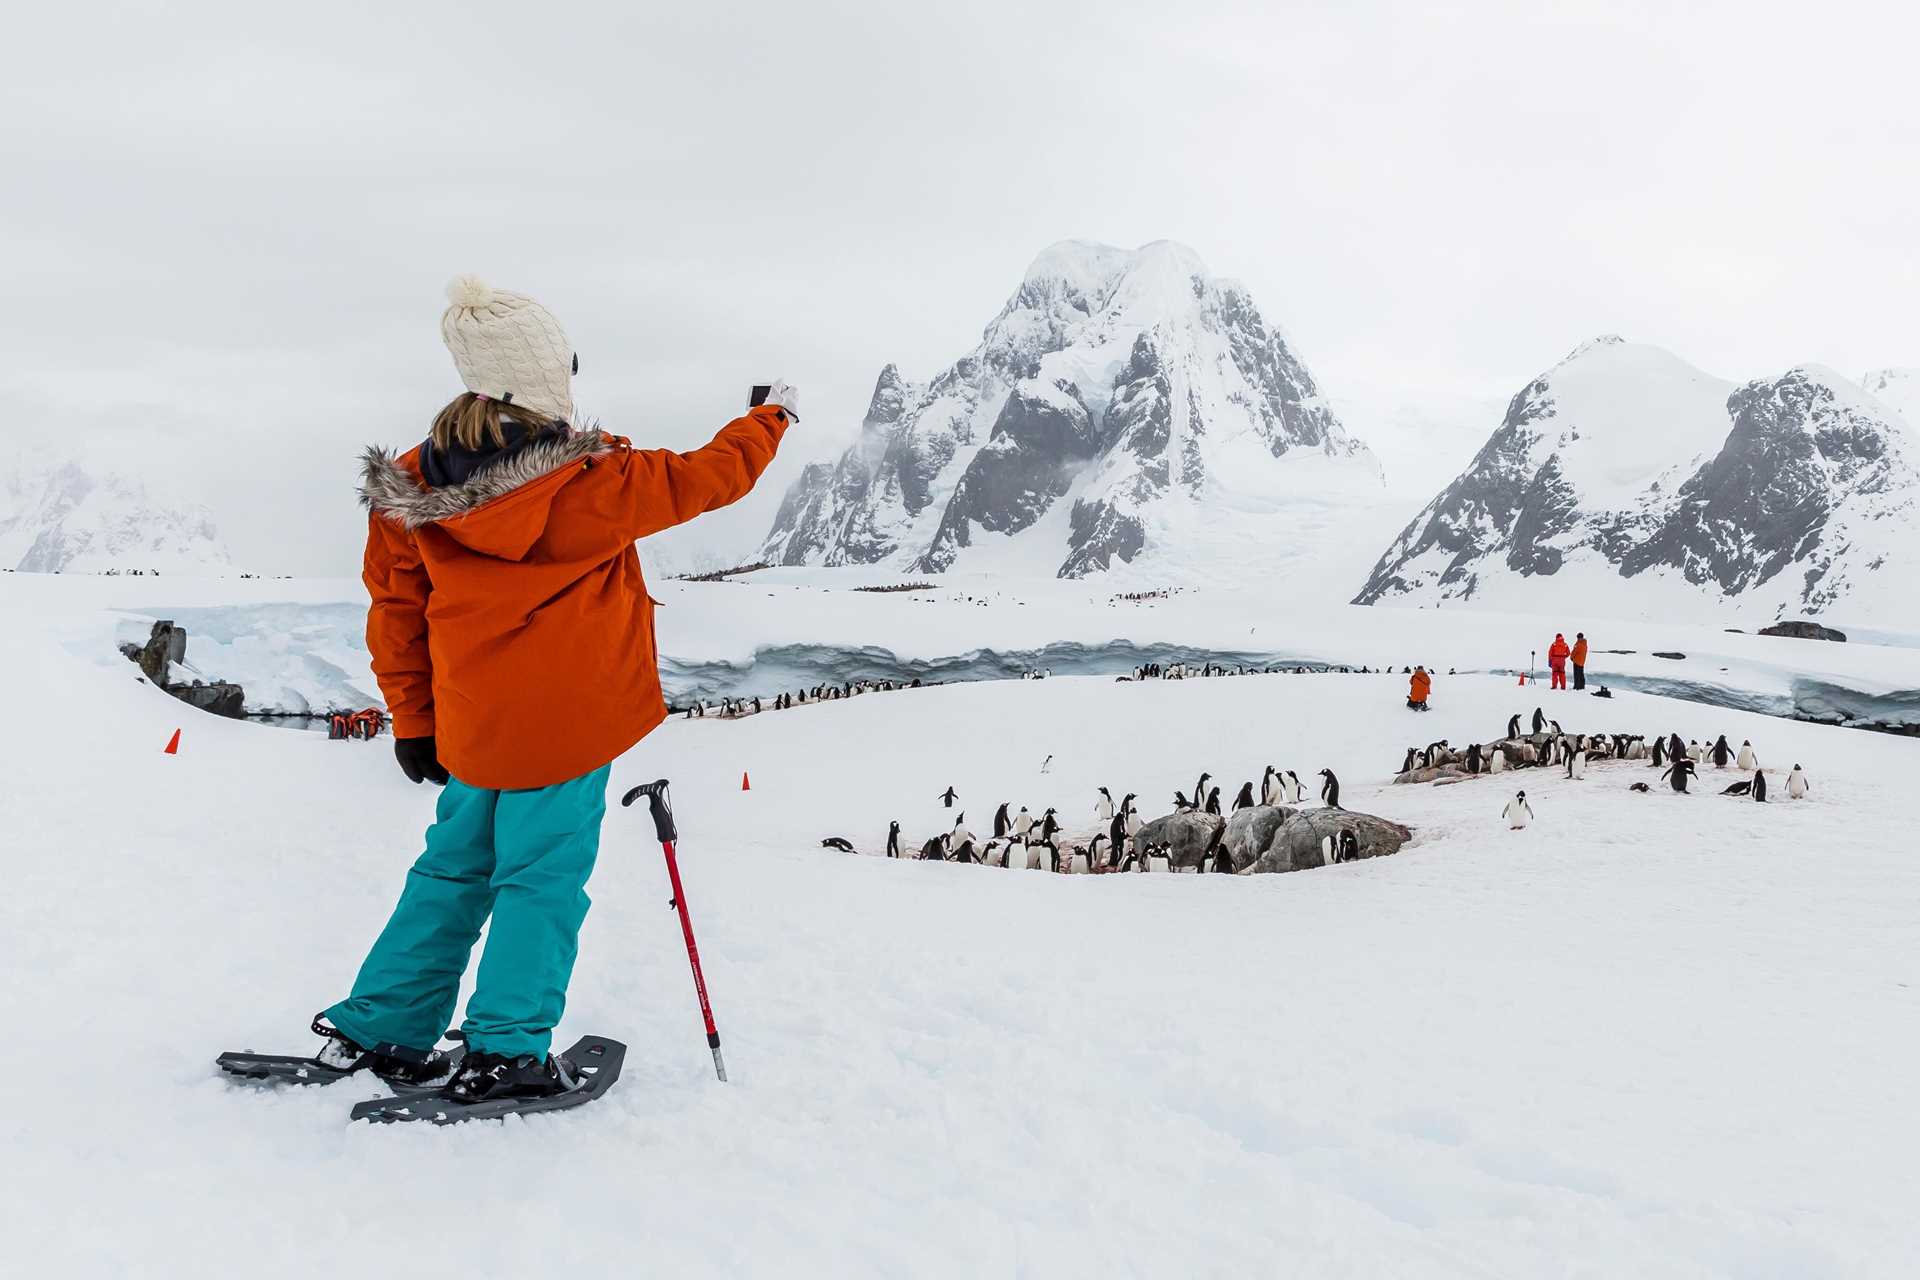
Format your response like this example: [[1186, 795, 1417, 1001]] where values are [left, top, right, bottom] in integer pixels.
[[1558, 333, 1628, 365], [0, 454, 233, 575], [1859, 367, 1919, 429], [761, 241, 1377, 580], [1355, 345, 1920, 625]]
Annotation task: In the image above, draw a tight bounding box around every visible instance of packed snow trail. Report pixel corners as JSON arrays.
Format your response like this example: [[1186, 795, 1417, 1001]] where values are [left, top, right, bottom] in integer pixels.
[[4, 590, 1919, 1275]]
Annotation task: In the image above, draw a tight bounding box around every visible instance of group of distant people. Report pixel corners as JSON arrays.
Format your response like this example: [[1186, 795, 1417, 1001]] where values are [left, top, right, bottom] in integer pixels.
[[1547, 631, 1590, 690]]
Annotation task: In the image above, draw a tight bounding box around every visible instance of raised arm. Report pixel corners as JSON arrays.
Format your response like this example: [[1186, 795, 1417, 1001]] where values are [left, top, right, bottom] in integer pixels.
[[613, 404, 792, 540], [363, 515, 434, 737]]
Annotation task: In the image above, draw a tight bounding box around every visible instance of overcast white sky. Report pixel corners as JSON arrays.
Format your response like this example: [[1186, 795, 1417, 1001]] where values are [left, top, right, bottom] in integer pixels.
[[5, 0, 1916, 573]]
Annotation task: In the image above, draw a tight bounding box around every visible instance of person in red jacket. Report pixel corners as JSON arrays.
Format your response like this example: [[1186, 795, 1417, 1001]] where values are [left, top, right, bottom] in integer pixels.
[[307, 276, 793, 1104], [1548, 633, 1571, 690], [1407, 665, 1432, 709]]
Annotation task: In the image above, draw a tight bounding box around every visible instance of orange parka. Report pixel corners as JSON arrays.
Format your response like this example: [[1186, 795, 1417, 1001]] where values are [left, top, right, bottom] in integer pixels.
[[1409, 668, 1431, 704], [1548, 635, 1570, 668], [1571, 635, 1589, 666], [359, 406, 790, 789]]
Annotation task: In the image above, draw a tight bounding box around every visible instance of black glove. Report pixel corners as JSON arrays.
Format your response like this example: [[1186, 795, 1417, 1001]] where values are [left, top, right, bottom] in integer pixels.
[[394, 735, 450, 785]]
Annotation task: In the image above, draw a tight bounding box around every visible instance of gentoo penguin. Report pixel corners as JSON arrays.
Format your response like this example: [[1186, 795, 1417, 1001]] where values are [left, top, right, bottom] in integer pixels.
[[1288, 770, 1306, 804], [1108, 809, 1127, 853], [1628, 781, 1651, 793], [1712, 735, 1732, 768], [1786, 765, 1809, 799], [1508, 713, 1523, 739], [1337, 829, 1360, 863], [1209, 829, 1235, 875], [820, 837, 855, 852], [1490, 744, 1509, 774], [1668, 733, 1685, 765], [1232, 782, 1255, 810], [1736, 740, 1758, 771], [1096, 787, 1115, 821], [1750, 769, 1768, 803], [1466, 742, 1483, 774], [1720, 780, 1752, 796], [1650, 735, 1667, 768], [887, 821, 902, 859], [1039, 808, 1060, 843], [1688, 740, 1704, 763], [1173, 790, 1194, 812], [1661, 758, 1698, 793], [1532, 707, 1547, 735], [1401, 747, 1419, 774], [1193, 772, 1213, 809], [1124, 800, 1143, 839], [1565, 746, 1586, 780], [1086, 833, 1109, 871], [919, 835, 947, 861], [1319, 769, 1341, 809], [939, 786, 958, 809], [950, 838, 979, 864], [993, 803, 1012, 839], [1012, 806, 1033, 843], [1503, 790, 1534, 829], [1204, 786, 1222, 815], [950, 812, 971, 845], [1262, 766, 1283, 805]]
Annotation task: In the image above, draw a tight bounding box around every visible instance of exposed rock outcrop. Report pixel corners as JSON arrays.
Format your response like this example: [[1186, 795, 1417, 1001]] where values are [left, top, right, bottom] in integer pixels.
[[1243, 810, 1413, 874]]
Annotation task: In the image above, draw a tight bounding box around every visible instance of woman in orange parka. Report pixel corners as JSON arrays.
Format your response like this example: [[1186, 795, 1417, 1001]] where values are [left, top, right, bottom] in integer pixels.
[[1407, 665, 1432, 709], [310, 276, 794, 1104], [1548, 632, 1571, 690]]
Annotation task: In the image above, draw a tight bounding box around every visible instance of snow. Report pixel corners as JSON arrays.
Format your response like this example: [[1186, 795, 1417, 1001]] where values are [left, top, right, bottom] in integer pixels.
[[6, 567, 1920, 1275], [1530, 338, 1735, 507], [1860, 367, 1920, 428]]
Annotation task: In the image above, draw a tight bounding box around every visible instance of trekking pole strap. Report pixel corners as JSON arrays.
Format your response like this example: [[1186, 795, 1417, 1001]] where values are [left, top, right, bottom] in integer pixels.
[[619, 778, 677, 843]]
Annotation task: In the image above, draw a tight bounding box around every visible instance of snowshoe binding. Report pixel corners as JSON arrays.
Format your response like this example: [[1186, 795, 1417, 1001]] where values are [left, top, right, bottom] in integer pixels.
[[216, 1015, 460, 1090]]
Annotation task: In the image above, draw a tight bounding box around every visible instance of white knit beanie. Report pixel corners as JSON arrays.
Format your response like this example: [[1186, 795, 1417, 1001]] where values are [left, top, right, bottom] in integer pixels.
[[440, 275, 575, 424]]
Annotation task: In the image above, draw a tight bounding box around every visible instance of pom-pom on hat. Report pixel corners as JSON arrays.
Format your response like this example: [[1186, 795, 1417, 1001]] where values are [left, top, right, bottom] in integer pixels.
[[440, 275, 575, 424]]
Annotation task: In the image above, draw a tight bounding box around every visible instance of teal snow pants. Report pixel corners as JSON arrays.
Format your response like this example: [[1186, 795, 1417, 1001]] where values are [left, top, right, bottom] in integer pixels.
[[323, 764, 610, 1060]]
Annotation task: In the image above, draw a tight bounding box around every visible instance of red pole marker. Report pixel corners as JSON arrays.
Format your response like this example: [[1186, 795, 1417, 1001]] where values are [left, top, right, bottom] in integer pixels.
[[163, 728, 181, 754], [741, 771, 750, 791], [621, 779, 727, 1082]]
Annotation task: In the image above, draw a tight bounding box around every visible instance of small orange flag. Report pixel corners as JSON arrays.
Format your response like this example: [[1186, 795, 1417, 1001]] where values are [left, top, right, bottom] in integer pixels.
[[163, 728, 181, 754], [741, 771, 751, 791]]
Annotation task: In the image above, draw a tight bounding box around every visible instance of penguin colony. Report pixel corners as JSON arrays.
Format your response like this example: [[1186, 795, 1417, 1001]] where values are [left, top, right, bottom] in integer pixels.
[[676, 658, 1447, 721], [817, 762, 1389, 875], [1382, 708, 1810, 827]]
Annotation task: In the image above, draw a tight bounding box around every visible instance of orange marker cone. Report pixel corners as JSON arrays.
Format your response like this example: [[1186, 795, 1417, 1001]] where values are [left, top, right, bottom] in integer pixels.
[[163, 728, 181, 754], [1517, 673, 1526, 686], [741, 771, 751, 791]]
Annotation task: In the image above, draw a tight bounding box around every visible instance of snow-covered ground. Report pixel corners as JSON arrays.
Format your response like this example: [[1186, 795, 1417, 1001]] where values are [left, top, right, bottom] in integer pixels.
[[5, 571, 1919, 1275]]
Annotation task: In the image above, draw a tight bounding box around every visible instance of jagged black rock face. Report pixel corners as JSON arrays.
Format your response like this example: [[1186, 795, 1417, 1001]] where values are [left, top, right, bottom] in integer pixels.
[[1620, 371, 1886, 593], [920, 382, 1097, 572]]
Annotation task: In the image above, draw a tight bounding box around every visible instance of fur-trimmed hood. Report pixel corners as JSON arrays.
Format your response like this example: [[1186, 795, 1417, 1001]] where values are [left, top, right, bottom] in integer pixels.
[[359, 428, 614, 529]]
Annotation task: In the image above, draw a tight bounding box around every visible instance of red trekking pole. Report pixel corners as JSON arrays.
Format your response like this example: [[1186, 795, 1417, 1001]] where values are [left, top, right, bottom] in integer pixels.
[[620, 779, 728, 1082]]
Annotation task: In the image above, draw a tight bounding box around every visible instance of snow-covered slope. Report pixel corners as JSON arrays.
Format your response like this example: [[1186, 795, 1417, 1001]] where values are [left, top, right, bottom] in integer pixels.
[[1355, 339, 1920, 628], [1861, 367, 1920, 427], [0, 451, 233, 574], [760, 240, 1382, 582], [7, 573, 1920, 1275]]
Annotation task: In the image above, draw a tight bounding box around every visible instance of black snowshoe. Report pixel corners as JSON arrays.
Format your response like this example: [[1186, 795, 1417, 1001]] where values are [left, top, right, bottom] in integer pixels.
[[351, 1035, 626, 1125], [216, 1015, 459, 1090]]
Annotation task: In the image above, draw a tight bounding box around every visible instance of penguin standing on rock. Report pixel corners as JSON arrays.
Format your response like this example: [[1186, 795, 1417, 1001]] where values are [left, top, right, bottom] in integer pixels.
[[1503, 790, 1534, 829], [1661, 759, 1698, 793], [1737, 740, 1758, 770], [1401, 747, 1419, 774], [1288, 770, 1306, 804], [1508, 713, 1523, 740], [1466, 742, 1483, 774], [1532, 707, 1547, 735], [1204, 786, 1222, 815], [1193, 773, 1212, 810], [1319, 769, 1341, 809], [1262, 767, 1284, 805], [1786, 765, 1810, 799], [1490, 745, 1509, 774], [1232, 781, 1255, 810], [1095, 787, 1115, 821]]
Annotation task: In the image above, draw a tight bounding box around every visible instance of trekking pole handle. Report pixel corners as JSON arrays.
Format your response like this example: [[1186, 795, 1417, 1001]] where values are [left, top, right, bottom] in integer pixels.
[[620, 778, 678, 843]]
